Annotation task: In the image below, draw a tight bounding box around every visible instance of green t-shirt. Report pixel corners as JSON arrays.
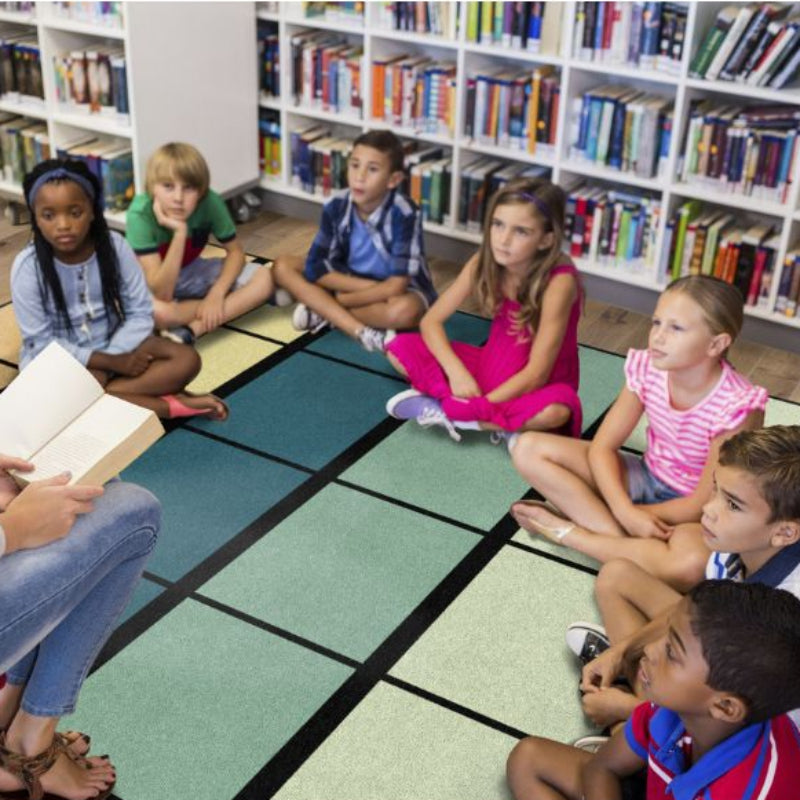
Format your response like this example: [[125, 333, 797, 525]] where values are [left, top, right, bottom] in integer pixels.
[[125, 189, 236, 267]]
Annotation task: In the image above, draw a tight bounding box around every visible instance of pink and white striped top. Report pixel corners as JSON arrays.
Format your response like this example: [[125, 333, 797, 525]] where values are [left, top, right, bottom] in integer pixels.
[[625, 349, 769, 495]]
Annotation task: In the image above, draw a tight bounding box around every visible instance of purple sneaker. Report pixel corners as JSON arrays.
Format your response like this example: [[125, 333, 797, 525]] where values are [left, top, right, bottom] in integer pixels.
[[386, 389, 461, 442]]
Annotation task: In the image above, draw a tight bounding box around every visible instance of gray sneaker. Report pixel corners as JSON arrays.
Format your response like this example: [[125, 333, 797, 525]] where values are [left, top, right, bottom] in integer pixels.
[[566, 622, 610, 665], [357, 326, 392, 353], [386, 389, 461, 441], [292, 303, 328, 333]]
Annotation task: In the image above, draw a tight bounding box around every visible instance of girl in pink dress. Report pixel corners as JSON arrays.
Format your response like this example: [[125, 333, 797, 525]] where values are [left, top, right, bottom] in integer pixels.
[[385, 178, 582, 443]]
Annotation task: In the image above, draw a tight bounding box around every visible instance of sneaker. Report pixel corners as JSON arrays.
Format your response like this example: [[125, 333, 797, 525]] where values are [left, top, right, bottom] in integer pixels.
[[489, 431, 520, 452], [160, 325, 195, 345], [357, 326, 393, 353], [573, 735, 609, 754], [386, 389, 461, 442], [292, 303, 328, 333], [566, 622, 610, 665]]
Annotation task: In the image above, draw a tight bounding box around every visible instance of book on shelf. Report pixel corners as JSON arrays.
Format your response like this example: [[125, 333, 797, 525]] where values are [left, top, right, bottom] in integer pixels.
[[302, 1, 364, 24], [573, 2, 686, 73], [0, 35, 43, 101], [0, 343, 164, 489], [677, 101, 800, 203], [569, 84, 673, 178], [775, 247, 800, 315], [375, 2, 453, 37], [464, 2, 561, 55], [0, 114, 49, 185], [52, 48, 128, 121], [690, 3, 800, 87], [259, 111, 281, 177], [50, 1, 124, 27], [258, 26, 280, 98]]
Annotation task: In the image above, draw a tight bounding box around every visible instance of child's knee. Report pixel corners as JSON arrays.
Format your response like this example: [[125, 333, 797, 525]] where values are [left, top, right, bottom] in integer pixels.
[[506, 736, 545, 781], [511, 430, 544, 471], [595, 558, 639, 602], [528, 403, 571, 431], [272, 255, 303, 284]]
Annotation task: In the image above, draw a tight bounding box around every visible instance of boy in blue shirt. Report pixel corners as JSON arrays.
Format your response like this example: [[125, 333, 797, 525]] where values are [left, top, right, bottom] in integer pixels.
[[273, 130, 436, 353], [507, 581, 800, 800], [566, 425, 800, 732]]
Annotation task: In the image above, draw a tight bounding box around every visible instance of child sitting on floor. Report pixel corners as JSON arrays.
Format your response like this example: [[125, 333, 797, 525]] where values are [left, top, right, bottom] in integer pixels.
[[569, 425, 800, 733], [12, 159, 227, 420], [126, 141, 275, 344], [385, 177, 583, 442], [511, 275, 767, 587], [506, 580, 800, 800], [272, 129, 437, 353]]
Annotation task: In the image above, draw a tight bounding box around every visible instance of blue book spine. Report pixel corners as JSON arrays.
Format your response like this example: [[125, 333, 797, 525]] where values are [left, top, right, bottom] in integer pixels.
[[593, 2, 606, 54], [777, 131, 795, 188], [640, 2, 662, 58], [576, 94, 594, 151], [529, 2, 543, 43], [585, 95, 605, 162], [608, 99, 627, 169]]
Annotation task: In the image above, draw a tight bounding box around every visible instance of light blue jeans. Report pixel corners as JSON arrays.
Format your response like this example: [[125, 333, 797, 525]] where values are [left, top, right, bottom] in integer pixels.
[[0, 481, 160, 716]]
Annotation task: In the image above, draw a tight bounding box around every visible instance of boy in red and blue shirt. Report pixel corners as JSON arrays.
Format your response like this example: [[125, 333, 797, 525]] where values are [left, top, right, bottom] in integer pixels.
[[506, 581, 800, 800]]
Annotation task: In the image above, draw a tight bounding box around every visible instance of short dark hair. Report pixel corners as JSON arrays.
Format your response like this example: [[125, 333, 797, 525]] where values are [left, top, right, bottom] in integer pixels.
[[352, 129, 405, 173], [689, 581, 800, 723], [718, 426, 800, 523]]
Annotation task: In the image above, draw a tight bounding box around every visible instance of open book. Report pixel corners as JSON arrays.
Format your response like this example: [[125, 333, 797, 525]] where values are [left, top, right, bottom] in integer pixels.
[[0, 342, 164, 486]]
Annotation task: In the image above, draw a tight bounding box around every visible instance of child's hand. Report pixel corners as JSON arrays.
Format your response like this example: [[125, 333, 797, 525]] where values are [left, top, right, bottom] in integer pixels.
[[448, 370, 481, 399], [581, 646, 624, 693], [153, 198, 187, 233], [196, 292, 225, 332], [111, 351, 153, 377], [581, 686, 639, 729], [621, 506, 673, 540]]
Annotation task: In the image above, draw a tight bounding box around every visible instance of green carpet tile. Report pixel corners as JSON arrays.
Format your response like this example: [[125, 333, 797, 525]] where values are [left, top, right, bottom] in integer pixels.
[[71, 599, 353, 800], [274, 682, 516, 800], [389, 545, 601, 743], [199, 482, 479, 661]]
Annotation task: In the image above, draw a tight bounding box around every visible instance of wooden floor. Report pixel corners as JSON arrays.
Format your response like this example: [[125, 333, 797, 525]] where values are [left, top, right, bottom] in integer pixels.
[[2, 205, 800, 401]]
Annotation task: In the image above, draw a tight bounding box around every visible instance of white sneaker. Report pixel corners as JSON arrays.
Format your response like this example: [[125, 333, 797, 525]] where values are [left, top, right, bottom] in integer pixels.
[[272, 288, 294, 307], [386, 389, 461, 442], [357, 326, 392, 353], [573, 735, 609, 754], [292, 303, 328, 333], [566, 622, 610, 665]]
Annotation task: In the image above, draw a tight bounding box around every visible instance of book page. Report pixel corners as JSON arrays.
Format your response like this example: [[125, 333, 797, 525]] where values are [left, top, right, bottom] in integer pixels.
[[0, 342, 103, 460], [23, 393, 157, 483]]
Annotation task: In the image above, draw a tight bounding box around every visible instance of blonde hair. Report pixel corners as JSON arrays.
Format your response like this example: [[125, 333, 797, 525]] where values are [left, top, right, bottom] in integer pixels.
[[473, 177, 568, 335], [145, 142, 210, 196], [664, 275, 744, 356]]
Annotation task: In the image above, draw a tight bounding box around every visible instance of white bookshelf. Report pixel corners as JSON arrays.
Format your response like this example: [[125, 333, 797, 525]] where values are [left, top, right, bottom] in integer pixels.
[[256, 1, 800, 339], [0, 1, 258, 227]]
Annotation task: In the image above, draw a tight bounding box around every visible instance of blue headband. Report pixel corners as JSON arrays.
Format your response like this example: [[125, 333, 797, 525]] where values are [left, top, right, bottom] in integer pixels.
[[518, 191, 551, 222], [28, 167, 96, 206]]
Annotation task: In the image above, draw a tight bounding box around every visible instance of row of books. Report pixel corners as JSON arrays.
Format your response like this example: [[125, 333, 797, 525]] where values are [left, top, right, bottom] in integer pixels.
[[53, 136, 133, 211], [259, 112, 281, 178], [457, 158, 549, 232], [569, 86, 673, 179], [676, 101, 799, 204], [406, 149, 451, 225], [259, 31, 280, 98], [300, 1, 364, 24], [52, 49, 129, 121], [573, 2, 687, 72], [464, 2, 562, 55], [775, 249, 800, 316], [0, 37, 44, 101], [464, 65, 558, 154], [374, 2, 453, 37], [0, 113, 49, 185], [689, 3, 800, 88], [564, 184, 661, 269], [372, 55, 456, 136], [661, 201, 780, 308], [290, 30, 363, 118], [0, 2, 33, 13], [49, 1, 124, 28]]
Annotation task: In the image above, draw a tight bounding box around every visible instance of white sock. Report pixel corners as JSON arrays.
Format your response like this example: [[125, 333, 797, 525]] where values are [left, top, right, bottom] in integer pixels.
[[452, 420, 481, 431]]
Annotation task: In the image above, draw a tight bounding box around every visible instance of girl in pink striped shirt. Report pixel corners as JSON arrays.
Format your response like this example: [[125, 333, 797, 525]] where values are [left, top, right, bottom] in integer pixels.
[[510, 276, 768, 589]]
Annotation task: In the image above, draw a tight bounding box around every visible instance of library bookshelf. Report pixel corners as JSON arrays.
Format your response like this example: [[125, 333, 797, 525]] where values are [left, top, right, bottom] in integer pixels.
[[257, 1, 800, 345], [0, 1, 258, 227]]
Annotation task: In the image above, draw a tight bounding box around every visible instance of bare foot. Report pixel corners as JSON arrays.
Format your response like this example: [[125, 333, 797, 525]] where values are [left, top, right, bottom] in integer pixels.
[[580, 686, 639, 728], [0, 747, 115, 799], [172, 392, 229, 421], [510, 501, 575, 546]]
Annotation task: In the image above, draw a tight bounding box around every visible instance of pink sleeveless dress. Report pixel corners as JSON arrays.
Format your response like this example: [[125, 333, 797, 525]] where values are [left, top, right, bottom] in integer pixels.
[[386, 262, 583, 436]]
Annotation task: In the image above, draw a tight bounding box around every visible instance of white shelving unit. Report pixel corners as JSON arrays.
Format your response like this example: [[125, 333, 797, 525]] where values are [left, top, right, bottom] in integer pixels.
[[257, 1, 800, 342], [0, 1, 258, 226]]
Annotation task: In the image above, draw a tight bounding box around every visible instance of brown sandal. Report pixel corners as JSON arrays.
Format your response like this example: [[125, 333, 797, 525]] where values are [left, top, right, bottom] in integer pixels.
[[0, 731, 113, 800]]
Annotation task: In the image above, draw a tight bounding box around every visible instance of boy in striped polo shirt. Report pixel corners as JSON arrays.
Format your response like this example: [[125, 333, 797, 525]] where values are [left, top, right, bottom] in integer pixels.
[[507, 581, 800, 800], [568, 425, 800, 731]]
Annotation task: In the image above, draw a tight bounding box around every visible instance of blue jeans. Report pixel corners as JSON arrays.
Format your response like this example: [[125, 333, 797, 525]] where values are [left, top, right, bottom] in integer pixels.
[[0, 481, 160, 716], [621, 452, 683, 505]]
